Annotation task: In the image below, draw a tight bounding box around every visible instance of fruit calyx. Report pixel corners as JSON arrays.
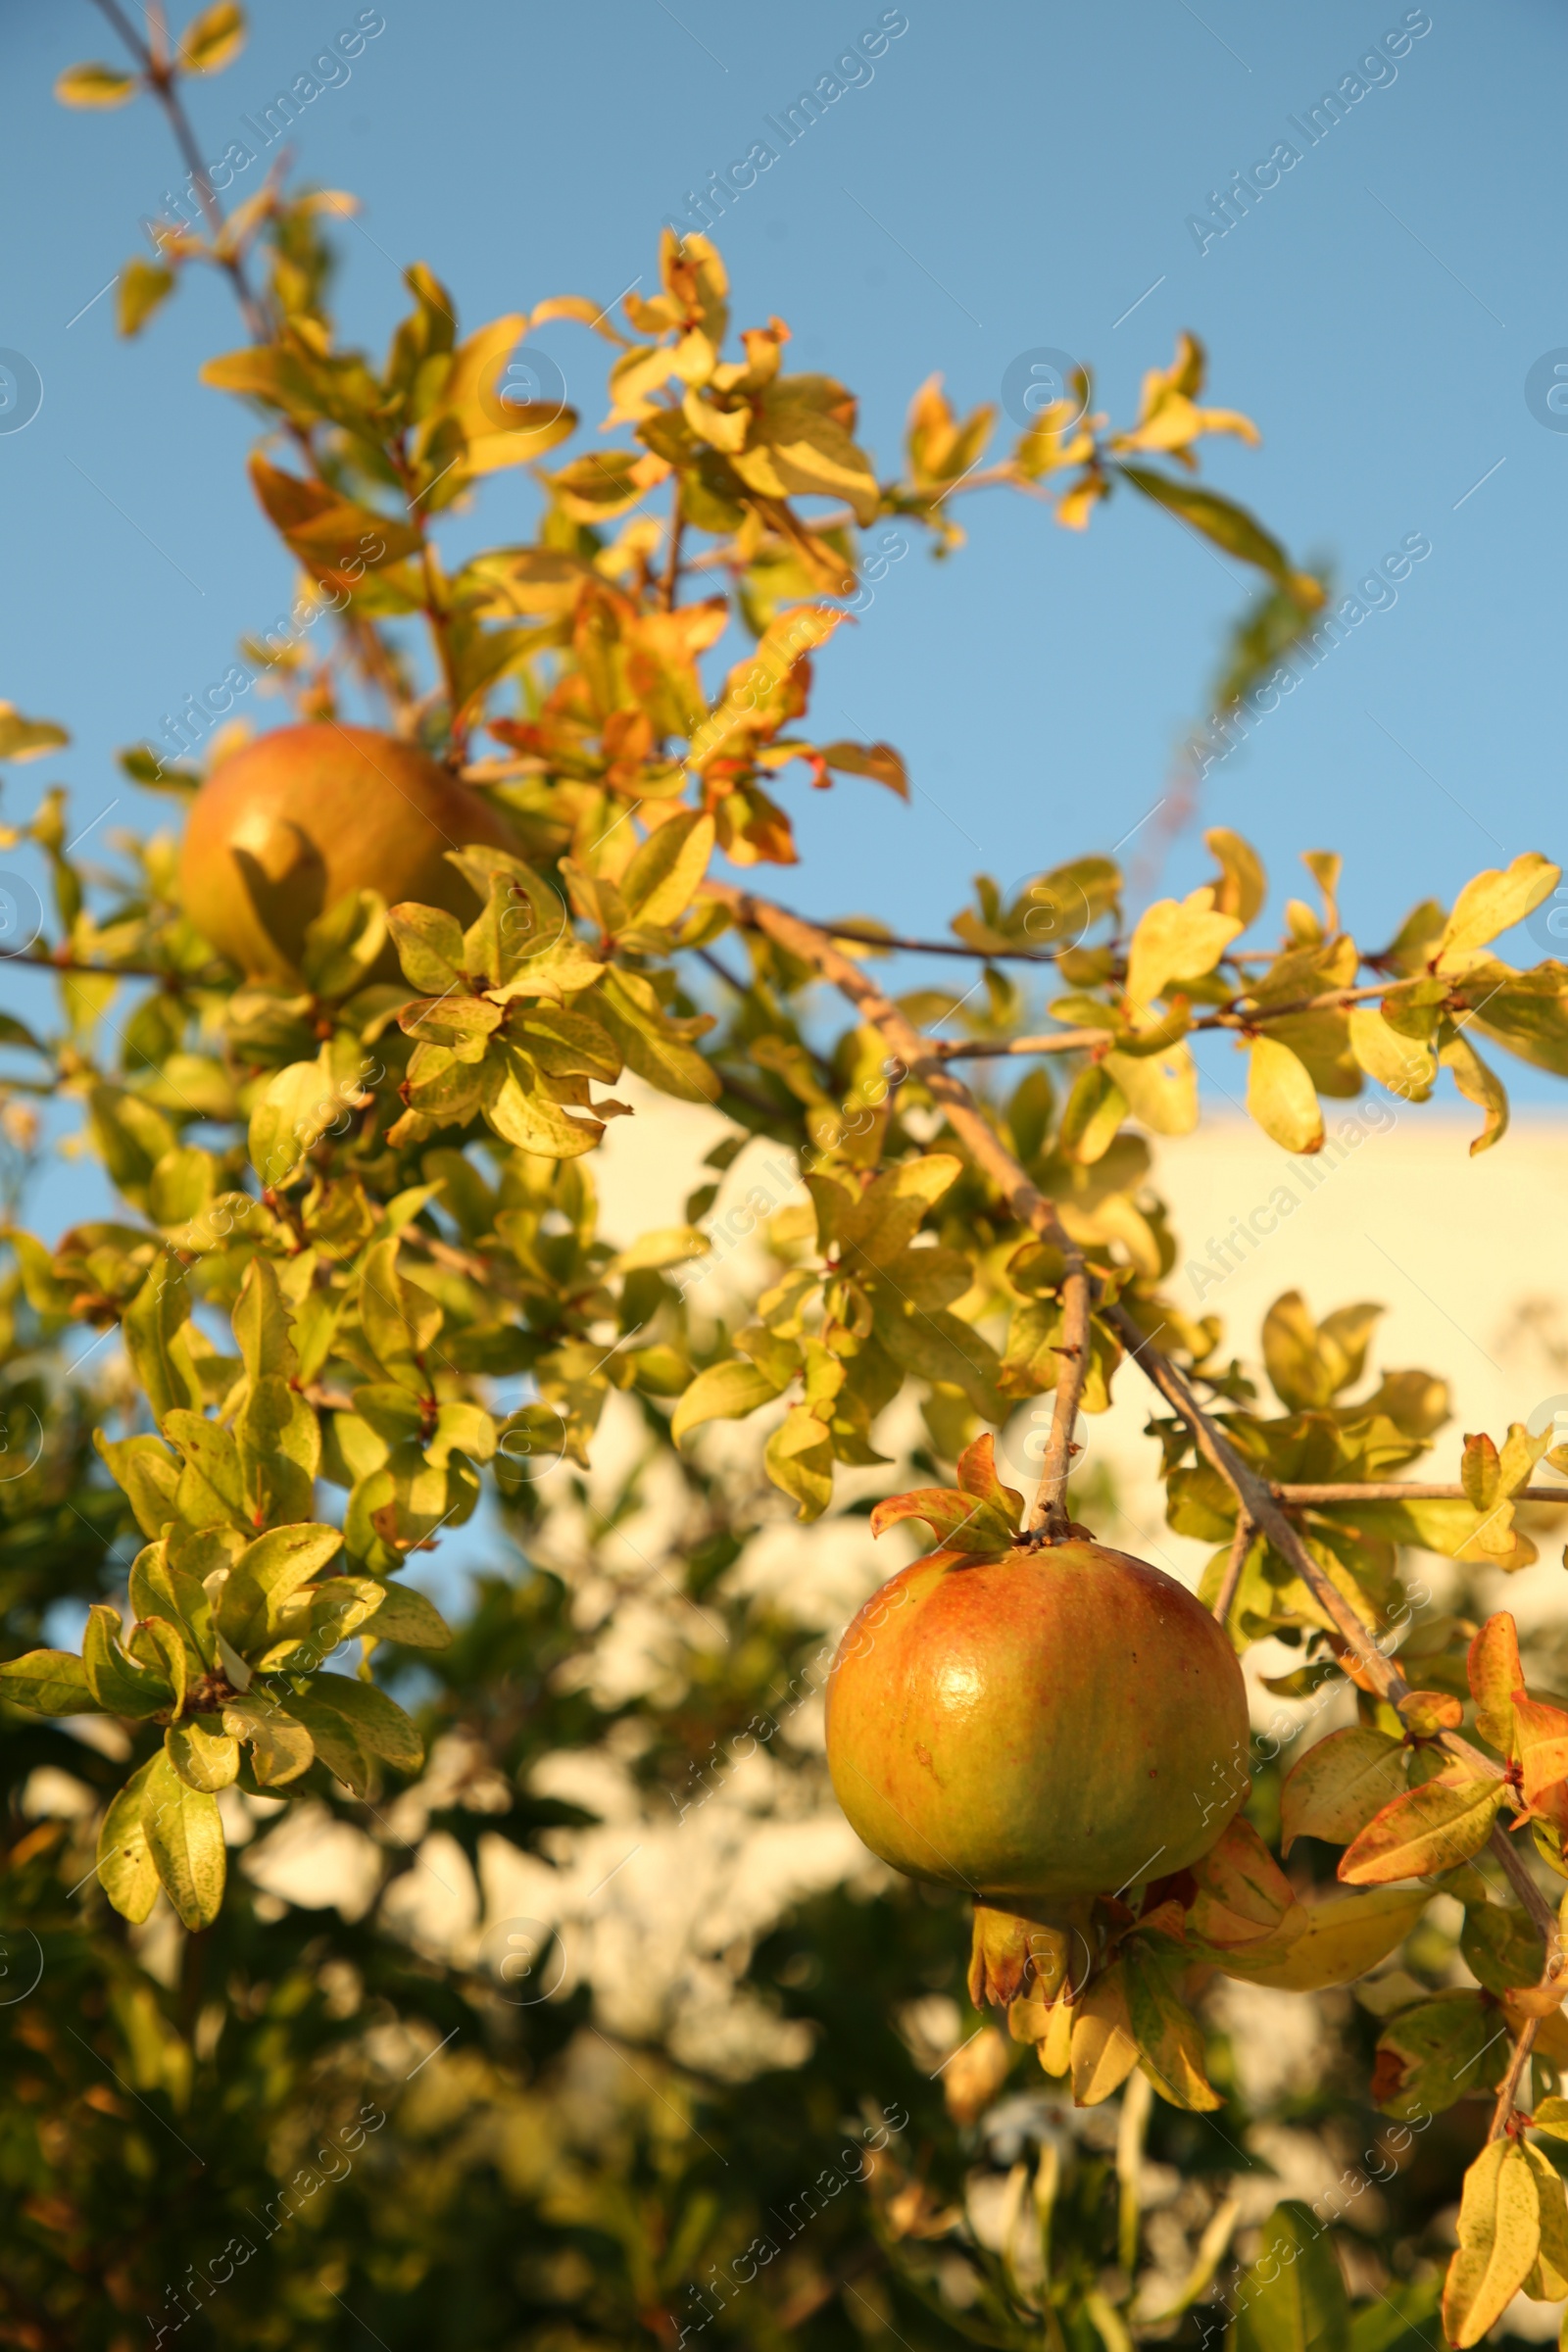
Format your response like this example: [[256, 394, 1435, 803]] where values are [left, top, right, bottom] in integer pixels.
[[968, 1893, 1097, 2008]]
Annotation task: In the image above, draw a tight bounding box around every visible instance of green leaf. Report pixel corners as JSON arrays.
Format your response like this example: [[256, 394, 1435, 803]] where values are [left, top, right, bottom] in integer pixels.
[[163, 1410, 248, 1529], [763, 1404, 835, 1522], [99, 1758, 160, 1924], [1339, 1772, 1505, 1884], [1117, 465, 1303, 589], [82, 1604, 172, 1717], [289, 1672, 422, 1774], [388, 902, 468, 995], [247, 1054, 341, 1188], [166, 1721, 239, 1792], [359, 1237, 441, 1393], [0, 1648, 98, 1717], [142, 1751, 226, 1930], [218, 1523, 344, 1657], [363, 1582, 452, 1648], [232, 1252, 296, 1387], [122, 1253, 201, 1425], [128, 1539, 215, 1670], [96, 1431, 182, 1541], [301, 888, 387, 1001], [671, 1358, 787, 1444], [1531, 2095, 1568, 2145], [136, 1617, 187, 1718], [596, 968, 719, 1103], [1248, 1036, 1323, 1154], [1373, 1990, 1497, 2120], [1443, 2139, 1542, 2348], [1233, 2201, 1351, 2352], [1058, 1063, 1127, 1164], [221, 1693, 314, 1786]]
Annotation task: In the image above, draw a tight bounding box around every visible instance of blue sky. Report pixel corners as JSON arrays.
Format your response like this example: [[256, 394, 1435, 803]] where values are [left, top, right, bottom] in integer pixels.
[[2, 0, 1566, 1227]]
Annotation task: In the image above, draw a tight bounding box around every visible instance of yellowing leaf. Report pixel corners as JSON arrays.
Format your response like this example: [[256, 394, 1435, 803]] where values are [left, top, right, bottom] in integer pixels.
[[1443, 2139, 1542, 2348], [176, 2, 247, 73], [730, 382, 881, 523], [1469, 1612, 1524, 1753], [1205, 826, 1267, 925], [0, 704, 69, 761], [1281, 1727, 1409, 1853], [56, 61, 139, 106], [1442, 1030, 1509, 1156], [620, 810, 714, 929], [1438, 853, 1559, 964], [1069, 1965, 1140, 2106], [1348, 1004, 1436, 1102], [1210, 1886, 1428, 1990], [0, 1649, 96, 1716], [1247, 1036, 1323, 1153], [1184, 1815, 1296, 1947], [1124, 887, 1242, 1011], [142, 1751, 226, 1930], [671, 1358, 787, 1445], [763, 1403, 835, 1522], [99, 1759, 160, 1925], [1121, 1938, 1220, 2110], [1339, 1772, 1505, 1884]]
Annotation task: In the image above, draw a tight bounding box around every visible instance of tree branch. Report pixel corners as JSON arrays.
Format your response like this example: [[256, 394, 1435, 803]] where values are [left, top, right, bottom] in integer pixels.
[[705, 881, 1090, 1540]]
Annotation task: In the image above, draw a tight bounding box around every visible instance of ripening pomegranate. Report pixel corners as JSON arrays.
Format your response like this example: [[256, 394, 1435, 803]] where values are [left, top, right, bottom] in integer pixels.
[[826, 1538, 1250, 1910], [178, 723, 516, 983]]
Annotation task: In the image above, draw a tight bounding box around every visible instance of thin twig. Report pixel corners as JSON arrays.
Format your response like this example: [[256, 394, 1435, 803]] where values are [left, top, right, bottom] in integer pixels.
[[660, 497, 685, 612], [1489, 2018, 1539, 2142], [91, 0, 268, 338], [1280, 1483, 1568, 1506], [1212, 1513, 1252, 1625]]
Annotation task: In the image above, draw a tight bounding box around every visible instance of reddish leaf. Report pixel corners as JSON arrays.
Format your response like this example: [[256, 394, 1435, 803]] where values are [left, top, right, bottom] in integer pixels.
[[1339, 1772, 1504, 1885], [1469, 1612, 1524, 1753], [953, 1433, 1023, 1525], [868, 1486, 1016, 1555], [1513, 1696, 1568, 1811]]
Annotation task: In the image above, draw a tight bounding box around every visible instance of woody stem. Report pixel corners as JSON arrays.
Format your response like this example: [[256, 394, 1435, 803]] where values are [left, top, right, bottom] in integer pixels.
[[705, 882, 1090, 1540]]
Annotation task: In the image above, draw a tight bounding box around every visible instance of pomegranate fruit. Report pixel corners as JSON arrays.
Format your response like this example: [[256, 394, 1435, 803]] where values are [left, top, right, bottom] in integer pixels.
[[178, 723, 516, 983], [825, 1537, 1249, 1905]]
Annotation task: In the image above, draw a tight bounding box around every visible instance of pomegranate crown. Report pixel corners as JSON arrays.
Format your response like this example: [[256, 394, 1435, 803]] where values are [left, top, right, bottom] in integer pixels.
[[867, 1435, 1025, 1557]]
